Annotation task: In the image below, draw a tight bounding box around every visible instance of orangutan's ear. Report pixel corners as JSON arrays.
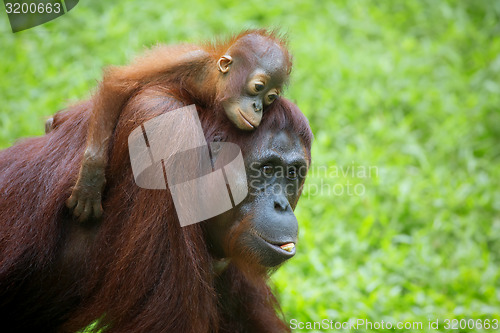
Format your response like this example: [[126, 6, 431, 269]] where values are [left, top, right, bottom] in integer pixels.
[[217, 55, 233, 73]]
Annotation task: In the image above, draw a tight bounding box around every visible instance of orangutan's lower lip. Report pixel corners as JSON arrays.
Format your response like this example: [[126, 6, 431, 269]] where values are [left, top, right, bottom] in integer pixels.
[[252, 232, 297, 257], [238, 110, 256, 129]]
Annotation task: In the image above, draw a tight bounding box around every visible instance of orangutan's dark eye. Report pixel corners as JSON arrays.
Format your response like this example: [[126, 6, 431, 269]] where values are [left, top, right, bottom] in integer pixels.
[[287, 167, 297, 180], [262, 165, 273, 176]]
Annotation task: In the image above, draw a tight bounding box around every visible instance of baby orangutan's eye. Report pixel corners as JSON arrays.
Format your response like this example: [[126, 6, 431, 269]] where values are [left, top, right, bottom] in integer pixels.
[[264, 89, 279, 105], [248, 79, 266, 95]]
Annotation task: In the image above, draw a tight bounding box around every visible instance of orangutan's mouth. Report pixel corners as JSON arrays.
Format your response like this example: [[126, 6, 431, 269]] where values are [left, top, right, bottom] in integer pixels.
[[238, 109, 257, 129]]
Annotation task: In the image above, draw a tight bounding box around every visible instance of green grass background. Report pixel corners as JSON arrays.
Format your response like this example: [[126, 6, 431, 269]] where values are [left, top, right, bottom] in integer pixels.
[[1, 0, 499, 332]]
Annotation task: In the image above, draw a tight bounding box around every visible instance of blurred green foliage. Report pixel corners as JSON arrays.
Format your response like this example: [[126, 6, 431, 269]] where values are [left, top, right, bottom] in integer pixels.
[[0, 0, 499, 332]]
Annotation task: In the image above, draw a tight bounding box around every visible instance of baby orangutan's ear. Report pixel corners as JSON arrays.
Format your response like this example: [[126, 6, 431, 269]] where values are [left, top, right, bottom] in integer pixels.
[[217, 55, 232, 73]]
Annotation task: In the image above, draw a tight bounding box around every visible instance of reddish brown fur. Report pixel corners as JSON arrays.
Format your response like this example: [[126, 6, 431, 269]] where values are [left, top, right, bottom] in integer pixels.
[[0, 89, 312, 332]]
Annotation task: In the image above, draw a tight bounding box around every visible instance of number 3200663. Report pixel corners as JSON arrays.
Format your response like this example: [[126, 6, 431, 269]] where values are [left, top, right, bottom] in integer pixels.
[[444, 319, 498, 330], [5, 2, 61, 14]]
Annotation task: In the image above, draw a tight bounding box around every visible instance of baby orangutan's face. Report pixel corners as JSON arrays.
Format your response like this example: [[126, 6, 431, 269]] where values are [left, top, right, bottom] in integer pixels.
[[217, 35, 288, 130]]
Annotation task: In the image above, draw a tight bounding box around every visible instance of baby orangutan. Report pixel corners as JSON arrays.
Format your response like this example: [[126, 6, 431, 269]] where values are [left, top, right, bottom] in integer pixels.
[[47, 30, 292, 221]]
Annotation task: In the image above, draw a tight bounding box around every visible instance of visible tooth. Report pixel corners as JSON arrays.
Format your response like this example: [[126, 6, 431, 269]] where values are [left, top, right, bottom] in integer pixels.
[[280, 243, 295, 252]]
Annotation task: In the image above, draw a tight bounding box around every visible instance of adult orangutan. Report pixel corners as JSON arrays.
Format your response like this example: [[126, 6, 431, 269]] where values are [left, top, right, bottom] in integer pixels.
[[0, 94, 312, 332], [49, 29, 293, 221]]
